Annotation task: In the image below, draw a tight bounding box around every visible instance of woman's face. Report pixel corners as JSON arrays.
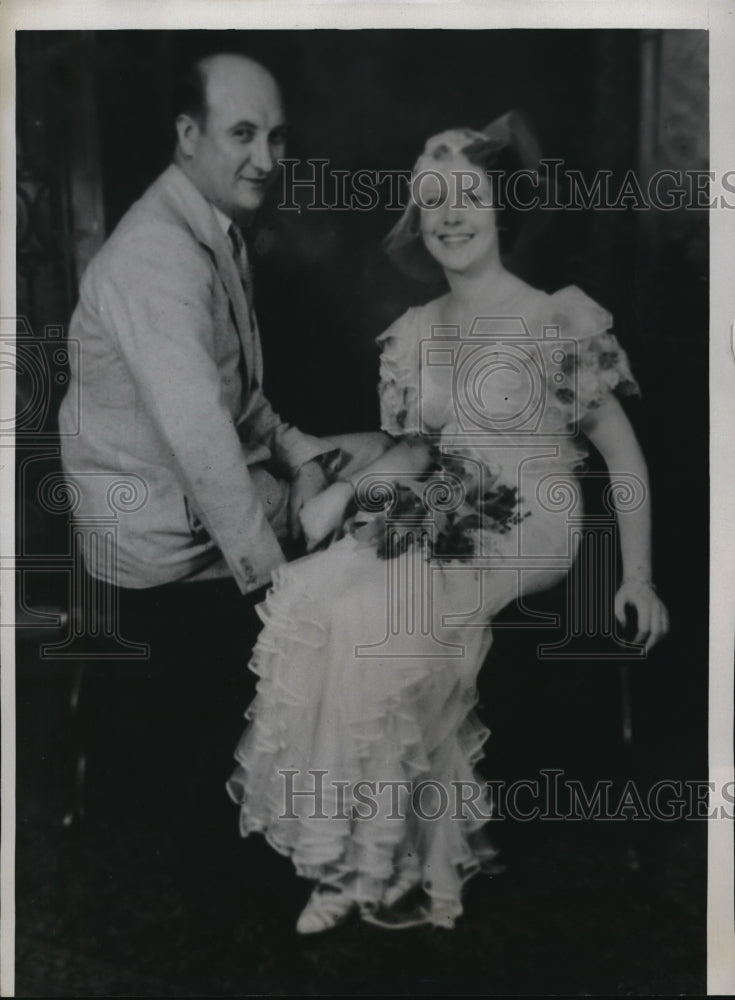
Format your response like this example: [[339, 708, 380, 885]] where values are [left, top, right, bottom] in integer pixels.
[[417, 152, 498, 275]]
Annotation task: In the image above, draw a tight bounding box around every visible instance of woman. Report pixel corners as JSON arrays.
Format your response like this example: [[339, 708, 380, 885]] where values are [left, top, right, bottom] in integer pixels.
[[227, 120, 669, 934]]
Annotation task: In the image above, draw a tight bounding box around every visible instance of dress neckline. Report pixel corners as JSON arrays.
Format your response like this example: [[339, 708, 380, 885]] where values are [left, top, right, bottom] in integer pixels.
[[425, 280, 551, 330]]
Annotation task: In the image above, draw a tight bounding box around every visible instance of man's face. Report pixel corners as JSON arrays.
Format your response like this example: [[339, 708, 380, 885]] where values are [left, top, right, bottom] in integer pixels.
[[182, 56, 287, 223]]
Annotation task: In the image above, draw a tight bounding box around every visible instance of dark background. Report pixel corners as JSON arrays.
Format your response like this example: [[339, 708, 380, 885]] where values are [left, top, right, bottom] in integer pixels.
[[14, 29, 708, 995]]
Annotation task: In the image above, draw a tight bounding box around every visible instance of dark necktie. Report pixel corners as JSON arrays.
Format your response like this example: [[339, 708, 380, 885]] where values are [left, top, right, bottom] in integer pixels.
[[228, 223, 256, 329]]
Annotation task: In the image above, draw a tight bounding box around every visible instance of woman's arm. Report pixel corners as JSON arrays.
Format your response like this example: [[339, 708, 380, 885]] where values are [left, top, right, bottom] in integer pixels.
[[338, 435, 433, 483], [299, 435, 433, 551], [580, 395, 669, 651]]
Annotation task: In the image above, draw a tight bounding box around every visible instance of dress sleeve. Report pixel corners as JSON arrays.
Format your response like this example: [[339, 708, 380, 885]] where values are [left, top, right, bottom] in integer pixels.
[[546, 286, 640, 425], [376, 308, 422, 437]]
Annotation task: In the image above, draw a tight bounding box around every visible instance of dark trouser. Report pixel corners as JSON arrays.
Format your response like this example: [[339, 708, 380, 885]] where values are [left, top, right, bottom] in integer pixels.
[[80, 575, 264, 865]]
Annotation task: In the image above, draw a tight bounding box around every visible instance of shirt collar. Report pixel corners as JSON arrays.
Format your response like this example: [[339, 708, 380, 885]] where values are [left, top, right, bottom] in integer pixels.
[[211, 204, 234, 239]]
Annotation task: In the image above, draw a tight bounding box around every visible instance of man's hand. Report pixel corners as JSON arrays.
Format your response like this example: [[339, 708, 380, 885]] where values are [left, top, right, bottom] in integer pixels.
[[299, 481, 353, 552], [289, 460, 329, 541]]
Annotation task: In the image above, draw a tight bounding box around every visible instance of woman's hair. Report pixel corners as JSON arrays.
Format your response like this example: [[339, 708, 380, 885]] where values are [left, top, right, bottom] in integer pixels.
[[384, 113, 540, 283]]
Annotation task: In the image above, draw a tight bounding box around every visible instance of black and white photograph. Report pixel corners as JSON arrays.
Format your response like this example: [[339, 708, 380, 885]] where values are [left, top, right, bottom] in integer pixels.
[[3, 5, 735, 996]]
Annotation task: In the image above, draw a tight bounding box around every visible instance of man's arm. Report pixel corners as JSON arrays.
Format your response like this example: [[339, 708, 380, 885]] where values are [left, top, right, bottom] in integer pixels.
[[100, 222, 286, 592]]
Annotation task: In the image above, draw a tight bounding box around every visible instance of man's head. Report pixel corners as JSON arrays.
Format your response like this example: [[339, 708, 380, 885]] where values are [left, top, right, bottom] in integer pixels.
[[174, 53, 286, 224]]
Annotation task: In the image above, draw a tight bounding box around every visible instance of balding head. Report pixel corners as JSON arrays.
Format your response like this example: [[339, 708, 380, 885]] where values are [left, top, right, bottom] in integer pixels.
[[174, 53, 286, 223], [175, 54, 281, 130]]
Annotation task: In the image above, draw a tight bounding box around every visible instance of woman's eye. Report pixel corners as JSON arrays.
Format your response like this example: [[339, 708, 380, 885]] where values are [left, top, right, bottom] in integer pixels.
[[458, 191, 482, 208]]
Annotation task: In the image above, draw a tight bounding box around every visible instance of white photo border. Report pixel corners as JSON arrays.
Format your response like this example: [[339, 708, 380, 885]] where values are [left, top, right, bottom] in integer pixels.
[[1, 2, 732, 996]]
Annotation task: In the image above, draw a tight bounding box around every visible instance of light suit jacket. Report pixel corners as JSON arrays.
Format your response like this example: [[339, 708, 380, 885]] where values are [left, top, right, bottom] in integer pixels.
[[59, 164, 331, 594]]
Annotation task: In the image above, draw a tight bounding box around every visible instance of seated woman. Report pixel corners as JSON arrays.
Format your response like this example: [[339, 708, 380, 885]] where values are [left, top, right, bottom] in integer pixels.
[[226, 118, 669, 934]]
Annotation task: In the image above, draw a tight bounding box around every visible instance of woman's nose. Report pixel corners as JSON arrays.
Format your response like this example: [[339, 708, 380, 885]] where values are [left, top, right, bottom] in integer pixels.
[[441, 204, 465, 226]]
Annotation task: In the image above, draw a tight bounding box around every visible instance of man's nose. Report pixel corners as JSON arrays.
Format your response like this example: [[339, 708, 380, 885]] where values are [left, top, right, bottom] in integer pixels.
[[249, 135, 275, 175]]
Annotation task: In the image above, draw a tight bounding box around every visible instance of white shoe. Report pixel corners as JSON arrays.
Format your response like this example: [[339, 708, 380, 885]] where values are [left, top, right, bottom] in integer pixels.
[[295, 885, 356, 935], [382, 873, 421, 909], [361, 897, 462, 931], [426, 897, 462, 930], [361, 902, 432, 930]]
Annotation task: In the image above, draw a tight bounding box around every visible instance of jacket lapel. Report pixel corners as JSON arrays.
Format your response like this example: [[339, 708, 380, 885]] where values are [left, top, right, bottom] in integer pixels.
[[158, 165, 256, 381]]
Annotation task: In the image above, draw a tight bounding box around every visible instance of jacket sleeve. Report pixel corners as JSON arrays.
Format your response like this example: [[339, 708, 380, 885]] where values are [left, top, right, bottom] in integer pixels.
[[98, 221, 286, 593]]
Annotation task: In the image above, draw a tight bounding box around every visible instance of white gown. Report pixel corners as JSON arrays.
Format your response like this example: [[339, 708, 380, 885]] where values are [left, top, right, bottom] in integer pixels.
[[227, 284, 639, 913]]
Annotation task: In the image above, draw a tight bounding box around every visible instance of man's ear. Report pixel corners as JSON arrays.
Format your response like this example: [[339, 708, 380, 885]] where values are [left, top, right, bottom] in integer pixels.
[[175, 114, 200, 158]]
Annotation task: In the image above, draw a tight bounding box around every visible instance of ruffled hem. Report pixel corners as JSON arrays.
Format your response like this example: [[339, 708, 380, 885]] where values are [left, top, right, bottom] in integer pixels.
[[226, 547, 496, 908]]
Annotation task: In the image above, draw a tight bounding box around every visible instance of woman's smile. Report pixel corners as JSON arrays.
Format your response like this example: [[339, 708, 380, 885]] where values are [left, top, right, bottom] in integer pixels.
[[436, 232, 475, 247], [418, 152, 499, 274]]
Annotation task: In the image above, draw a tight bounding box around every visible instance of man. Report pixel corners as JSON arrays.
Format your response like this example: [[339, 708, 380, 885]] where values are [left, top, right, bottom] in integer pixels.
[[57, 53, 342, 850], [60, 53, 334, 595]]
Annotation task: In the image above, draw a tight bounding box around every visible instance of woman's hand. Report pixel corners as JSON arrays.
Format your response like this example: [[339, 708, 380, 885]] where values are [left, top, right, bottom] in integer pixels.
[[614, 579, 670, 653], [299, 481, 354, 552]]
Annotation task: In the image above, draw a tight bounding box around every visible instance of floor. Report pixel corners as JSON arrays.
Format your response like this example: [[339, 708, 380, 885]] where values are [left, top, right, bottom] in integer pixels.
[[14, 624, 707, 996]]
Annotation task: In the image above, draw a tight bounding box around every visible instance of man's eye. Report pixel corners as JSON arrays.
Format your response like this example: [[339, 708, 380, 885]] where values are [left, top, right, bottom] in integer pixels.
[[270, 130, 288, 146], [233, 129, 255, 142]]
